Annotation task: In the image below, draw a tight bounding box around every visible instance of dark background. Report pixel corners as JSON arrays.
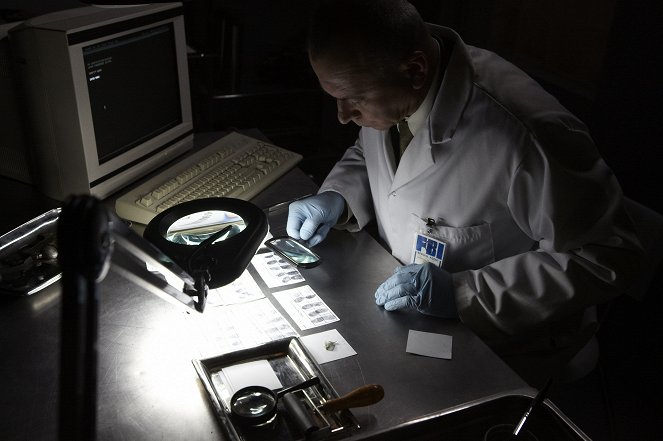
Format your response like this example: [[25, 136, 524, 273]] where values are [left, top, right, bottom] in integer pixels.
[[2, 0, 659, 214], [2, 1, 661, 440]]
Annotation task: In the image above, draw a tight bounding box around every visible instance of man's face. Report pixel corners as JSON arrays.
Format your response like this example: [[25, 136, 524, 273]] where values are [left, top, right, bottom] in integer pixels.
[[311, 54, 418, 131]]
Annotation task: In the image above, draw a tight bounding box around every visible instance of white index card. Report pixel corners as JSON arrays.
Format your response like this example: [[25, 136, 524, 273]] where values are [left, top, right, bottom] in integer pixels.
[[406, 330, 452, 359]]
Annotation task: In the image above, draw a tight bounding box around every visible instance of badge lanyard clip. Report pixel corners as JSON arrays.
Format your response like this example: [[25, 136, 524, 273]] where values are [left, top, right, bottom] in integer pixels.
[[411, 216, 446, 267]]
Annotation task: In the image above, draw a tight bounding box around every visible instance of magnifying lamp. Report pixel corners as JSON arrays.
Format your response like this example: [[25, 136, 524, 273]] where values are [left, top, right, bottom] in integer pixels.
[[57, 194, 268, 441]]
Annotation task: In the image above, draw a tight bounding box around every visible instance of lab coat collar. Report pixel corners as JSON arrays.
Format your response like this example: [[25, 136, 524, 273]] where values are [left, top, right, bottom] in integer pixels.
[[426, 25, 474, 144], [387, 26, 473, 191], [389, 127, 435, 191]]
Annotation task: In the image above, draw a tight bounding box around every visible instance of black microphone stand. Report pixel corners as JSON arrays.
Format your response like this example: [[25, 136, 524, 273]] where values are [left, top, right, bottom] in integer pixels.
[[57, 195, 112, 441]]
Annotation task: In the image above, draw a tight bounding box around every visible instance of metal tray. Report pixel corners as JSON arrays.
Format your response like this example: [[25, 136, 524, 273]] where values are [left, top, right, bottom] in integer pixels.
[[0, 208, 61, 296], [193, 337, 360, 441]]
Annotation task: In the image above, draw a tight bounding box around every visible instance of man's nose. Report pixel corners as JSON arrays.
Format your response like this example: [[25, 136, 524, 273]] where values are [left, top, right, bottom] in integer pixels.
[[337, 99, 357, 125]]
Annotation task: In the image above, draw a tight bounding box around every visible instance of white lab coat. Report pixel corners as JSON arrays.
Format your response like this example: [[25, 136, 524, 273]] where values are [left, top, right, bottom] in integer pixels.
[[319, 25, 642, 375]]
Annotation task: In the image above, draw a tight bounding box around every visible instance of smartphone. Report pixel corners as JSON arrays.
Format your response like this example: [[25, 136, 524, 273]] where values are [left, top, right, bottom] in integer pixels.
[[265, 237, 321, 268]]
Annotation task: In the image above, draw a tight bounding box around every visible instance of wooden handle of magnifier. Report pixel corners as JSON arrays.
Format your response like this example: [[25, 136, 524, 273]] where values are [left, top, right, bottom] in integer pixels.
[[319, 384, 384, 412]]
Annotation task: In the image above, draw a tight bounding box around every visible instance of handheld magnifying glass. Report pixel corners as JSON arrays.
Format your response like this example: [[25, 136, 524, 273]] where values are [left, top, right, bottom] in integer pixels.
[[229, 377, 320, 428]]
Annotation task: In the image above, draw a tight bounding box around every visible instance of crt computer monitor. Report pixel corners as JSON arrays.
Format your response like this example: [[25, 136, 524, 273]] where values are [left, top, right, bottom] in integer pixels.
[[6, 2, 193, 201]]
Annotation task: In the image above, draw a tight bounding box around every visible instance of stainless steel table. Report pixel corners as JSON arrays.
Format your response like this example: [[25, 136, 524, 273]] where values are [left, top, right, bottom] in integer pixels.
[[0, 133, 529, 441]]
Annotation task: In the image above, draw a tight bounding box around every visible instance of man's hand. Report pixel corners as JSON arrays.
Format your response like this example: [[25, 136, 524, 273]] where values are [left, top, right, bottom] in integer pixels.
[[286, 192, 345, 246], [375, 263, 458, 318]]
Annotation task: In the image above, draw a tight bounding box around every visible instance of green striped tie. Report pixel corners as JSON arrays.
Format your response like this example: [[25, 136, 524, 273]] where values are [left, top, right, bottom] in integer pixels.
[[397, 119, 413, 157]]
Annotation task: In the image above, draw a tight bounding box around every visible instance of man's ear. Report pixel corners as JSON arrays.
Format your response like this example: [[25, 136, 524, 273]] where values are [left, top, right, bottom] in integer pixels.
[[404, 51, 428, 90]]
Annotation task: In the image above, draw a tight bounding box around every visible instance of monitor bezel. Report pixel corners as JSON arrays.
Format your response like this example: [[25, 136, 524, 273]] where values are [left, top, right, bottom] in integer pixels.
[[68, 13, 193, 189], [8, 3, 194, 201]]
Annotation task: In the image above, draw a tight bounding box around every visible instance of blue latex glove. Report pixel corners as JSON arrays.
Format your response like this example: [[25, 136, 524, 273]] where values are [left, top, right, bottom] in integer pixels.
[[286, 192, 345, 246], [375, 263, 458, 318]]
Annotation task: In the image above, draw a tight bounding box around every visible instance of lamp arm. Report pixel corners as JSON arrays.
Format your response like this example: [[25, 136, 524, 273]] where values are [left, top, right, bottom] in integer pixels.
[[108, 210, 204, 311]]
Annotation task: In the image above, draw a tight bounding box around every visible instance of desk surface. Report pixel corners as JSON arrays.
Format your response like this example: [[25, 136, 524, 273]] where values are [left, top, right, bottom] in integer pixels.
[[0, 133, 528, 441]]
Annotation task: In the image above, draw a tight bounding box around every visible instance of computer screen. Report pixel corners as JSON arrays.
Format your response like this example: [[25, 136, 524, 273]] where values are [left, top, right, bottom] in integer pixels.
[[85, 23, 182, 164], [5, 3, 193, 200]]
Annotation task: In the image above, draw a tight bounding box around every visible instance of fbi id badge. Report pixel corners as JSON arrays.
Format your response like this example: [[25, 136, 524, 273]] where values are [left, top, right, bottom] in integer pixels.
[[411, 226, 446, 268]]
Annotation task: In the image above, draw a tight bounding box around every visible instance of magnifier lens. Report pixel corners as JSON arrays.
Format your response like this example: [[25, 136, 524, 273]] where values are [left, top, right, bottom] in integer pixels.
[[232, 390, 277, 418], [165, 210, 246, 245]]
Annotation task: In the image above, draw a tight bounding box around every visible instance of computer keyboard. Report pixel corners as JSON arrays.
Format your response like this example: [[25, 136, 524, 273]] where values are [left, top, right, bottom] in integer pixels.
[[114, 132, 302, 225]]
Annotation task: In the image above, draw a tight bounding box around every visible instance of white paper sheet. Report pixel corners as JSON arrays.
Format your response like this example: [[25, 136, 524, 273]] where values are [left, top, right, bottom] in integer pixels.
[[221, 359, 283, 395], [272, 285, 339, 330], [251, 251, 304, 288], [193, 298, 298, 357], [406, 330, 453, 359], [206, 269, 264, 306], [300, 329, 357, 364]]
